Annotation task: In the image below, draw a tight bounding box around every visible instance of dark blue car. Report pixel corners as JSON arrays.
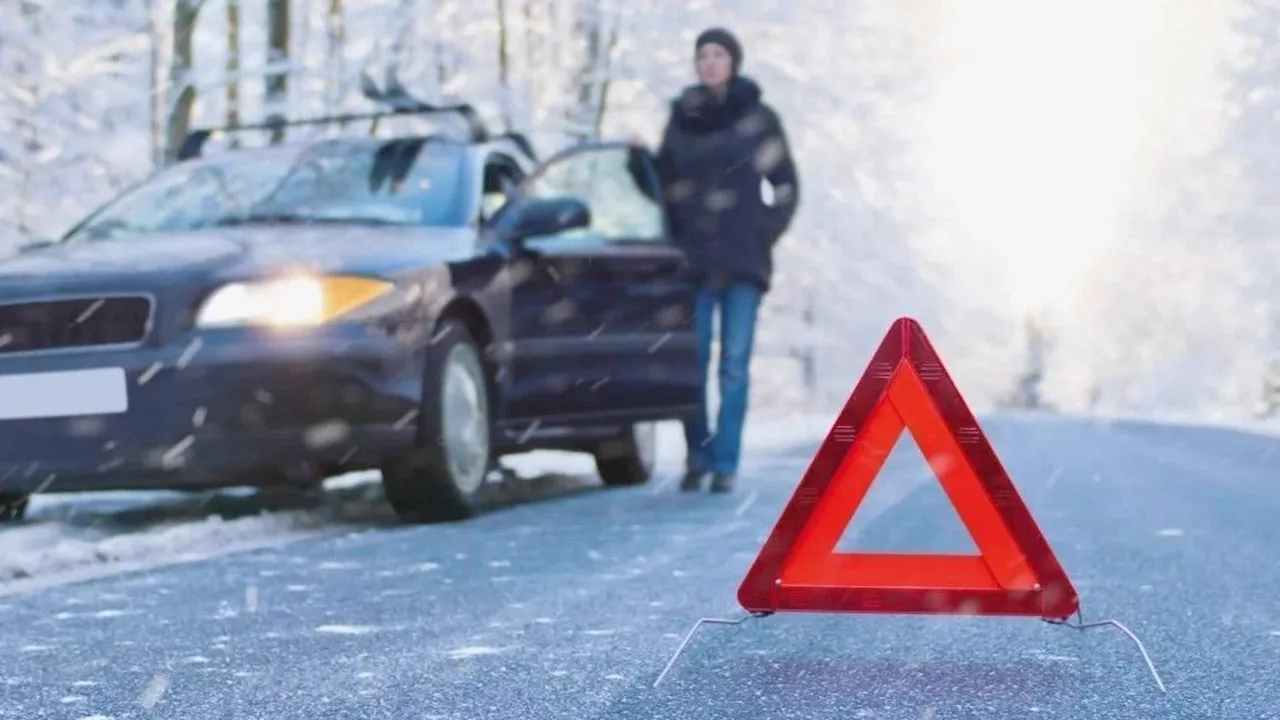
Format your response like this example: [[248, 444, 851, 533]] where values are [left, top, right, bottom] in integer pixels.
[[0, 89, 700, 523]]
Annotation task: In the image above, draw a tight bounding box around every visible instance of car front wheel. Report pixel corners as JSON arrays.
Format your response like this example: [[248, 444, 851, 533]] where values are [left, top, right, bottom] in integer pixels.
[[381, 319, 493, 523], [594, 421, 657, 487]]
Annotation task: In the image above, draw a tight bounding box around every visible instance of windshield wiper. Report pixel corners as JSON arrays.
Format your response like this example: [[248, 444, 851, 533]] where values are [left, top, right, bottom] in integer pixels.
[[214, 213, 401, 227]]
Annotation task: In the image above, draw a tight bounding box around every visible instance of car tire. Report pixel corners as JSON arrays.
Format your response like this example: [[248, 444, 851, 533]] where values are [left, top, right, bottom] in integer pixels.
[[381, 319, 493, 523], [594, 422, 658, 487], [0, 494, 28, 522]]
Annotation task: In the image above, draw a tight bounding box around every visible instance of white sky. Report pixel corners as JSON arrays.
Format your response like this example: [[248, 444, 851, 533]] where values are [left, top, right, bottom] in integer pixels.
[[901, 0, 1237, 317]]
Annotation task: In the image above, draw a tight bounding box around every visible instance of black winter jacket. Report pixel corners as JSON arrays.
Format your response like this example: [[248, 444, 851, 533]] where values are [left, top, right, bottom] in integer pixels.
[[629, 76, 800, 292]]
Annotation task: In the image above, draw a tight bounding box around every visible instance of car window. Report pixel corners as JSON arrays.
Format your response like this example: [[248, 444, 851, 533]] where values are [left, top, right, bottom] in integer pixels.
[[516, 146, 665, 249], [62, 138, 470, 242], [481, 156, 522, 222]]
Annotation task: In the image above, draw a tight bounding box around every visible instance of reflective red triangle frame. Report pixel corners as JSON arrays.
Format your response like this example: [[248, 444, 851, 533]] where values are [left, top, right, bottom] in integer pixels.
[[737, 317, 1079, 620]]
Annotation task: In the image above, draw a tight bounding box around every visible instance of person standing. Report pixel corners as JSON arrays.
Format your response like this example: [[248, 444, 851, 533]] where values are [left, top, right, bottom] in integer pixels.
[[629, 27, 801, 493]]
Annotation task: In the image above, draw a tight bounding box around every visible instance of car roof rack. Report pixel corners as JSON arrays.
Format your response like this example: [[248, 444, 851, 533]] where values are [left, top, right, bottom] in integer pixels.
[[175, 69, 538, 163]]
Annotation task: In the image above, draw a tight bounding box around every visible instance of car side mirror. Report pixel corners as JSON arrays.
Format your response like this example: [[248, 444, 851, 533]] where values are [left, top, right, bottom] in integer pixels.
[[507, 196, 591, 245]]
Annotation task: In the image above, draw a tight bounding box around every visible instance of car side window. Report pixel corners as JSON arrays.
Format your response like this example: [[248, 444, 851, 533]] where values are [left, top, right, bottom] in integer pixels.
[[517, 146, 665, 249], [481, 154, 524, 223]]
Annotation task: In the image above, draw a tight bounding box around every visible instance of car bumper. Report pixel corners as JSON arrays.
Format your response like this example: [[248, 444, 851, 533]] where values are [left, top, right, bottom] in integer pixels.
[[0, 325, 424, 494]]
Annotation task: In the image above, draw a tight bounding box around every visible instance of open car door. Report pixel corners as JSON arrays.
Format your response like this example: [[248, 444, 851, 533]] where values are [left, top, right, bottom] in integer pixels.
[[488, 141, 700, 426]]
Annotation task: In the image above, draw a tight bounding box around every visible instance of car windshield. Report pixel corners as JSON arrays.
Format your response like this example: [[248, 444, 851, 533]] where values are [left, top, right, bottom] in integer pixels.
[[61, 137, 470, 242]]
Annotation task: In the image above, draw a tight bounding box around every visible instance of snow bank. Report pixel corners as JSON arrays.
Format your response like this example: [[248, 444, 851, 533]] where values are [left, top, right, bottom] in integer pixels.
[[0, 416, 834, 595], [0, 477, 392, 596]]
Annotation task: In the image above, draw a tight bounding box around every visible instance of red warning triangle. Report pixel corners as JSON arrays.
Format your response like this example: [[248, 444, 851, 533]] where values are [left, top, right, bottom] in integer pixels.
[[738, 317, 1079, 620]]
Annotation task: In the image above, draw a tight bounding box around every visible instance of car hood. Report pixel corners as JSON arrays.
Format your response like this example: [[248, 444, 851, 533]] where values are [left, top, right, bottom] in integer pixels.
[[0, 225, 481, 287]]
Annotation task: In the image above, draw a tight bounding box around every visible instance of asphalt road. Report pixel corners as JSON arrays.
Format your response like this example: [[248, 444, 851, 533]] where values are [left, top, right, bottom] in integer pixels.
[[0, 412, 1276, 719]]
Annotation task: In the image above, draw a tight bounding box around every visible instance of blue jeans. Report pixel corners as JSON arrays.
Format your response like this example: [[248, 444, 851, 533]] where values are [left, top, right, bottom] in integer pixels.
[[684, 281, 763, 476]]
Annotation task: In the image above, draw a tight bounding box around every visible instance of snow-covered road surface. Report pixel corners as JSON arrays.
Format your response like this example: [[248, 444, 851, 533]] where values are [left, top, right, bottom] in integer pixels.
[[0, 412, 1276, 719]]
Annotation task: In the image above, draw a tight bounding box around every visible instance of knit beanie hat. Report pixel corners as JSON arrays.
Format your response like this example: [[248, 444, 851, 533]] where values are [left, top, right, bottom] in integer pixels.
[[695, 27, 743, 74]]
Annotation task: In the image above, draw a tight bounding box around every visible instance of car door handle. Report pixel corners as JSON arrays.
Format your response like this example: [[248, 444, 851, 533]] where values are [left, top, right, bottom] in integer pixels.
[[621, 283, 675, 297], [616, 257, 686, 274]]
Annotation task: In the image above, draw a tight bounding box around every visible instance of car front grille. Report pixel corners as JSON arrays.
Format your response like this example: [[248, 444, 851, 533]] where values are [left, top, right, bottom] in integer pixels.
[[0, 296, 153, 355]]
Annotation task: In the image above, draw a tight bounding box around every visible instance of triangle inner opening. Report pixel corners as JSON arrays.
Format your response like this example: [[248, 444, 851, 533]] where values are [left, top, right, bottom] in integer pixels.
[[834, 426, 981, 555]]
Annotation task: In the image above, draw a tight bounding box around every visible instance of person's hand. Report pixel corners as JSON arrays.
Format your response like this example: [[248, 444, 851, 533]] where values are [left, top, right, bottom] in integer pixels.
[[627, 134, 648, 150]]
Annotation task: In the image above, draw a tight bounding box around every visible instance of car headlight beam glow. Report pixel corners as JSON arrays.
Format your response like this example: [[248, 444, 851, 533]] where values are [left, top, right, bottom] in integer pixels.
[[195, 275, 396, 328]]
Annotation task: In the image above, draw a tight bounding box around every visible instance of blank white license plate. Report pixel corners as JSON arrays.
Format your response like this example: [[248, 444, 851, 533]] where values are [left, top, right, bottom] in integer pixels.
[[0, 367, 128, 420]]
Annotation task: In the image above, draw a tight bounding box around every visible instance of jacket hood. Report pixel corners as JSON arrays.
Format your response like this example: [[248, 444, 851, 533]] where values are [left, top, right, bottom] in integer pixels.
[[671, 76, 763, 134]]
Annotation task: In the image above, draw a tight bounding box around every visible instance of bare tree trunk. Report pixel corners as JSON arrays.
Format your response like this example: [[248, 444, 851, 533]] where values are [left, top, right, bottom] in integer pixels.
[[325, 0, 346, 113], [295, 0, 313, 88], [266, 0, 291, 145], [591, 21, 619, 139], [147, 0, 163, 168], [566, 0, 612, 142], [386, 0, 418, 75], [547, 0, 564, 82], [523, 0, 541, 102], [564, 5, 591, 141], [225, 0, 241, 144], [13, 0, 43, 235], [495, 0, 512, 129], [164, 0, 202, 165], [434, 43, 454, 94], [430, 0, 457, 94]]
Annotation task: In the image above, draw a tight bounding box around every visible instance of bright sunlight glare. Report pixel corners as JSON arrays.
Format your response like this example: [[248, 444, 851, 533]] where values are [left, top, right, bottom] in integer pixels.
[[908, 0, 1229, 318]]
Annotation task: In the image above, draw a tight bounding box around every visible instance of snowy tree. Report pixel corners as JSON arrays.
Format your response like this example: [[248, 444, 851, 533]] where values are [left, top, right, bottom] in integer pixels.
[[1033, 0, 1280, 422], [0, 0, 151, 242], [1219, 0, 1280, 420], [0, 0, 1019, 419]]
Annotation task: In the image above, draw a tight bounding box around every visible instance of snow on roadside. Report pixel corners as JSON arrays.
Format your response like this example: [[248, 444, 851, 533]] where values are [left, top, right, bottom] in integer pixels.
[[0, 415, 835, 596], [0, 476, 392, 597]]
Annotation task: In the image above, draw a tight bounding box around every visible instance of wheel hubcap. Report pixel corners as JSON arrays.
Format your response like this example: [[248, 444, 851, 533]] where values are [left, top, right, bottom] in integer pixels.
[[632, 422, 657, 472], [441, 346, 490, 494]]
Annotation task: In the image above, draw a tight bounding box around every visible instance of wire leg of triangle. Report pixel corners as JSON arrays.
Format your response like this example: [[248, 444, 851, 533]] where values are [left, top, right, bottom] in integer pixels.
[[652, 611, 773, 689], [651, 608, 1166, 693], [1043, 607, 1168, 693]]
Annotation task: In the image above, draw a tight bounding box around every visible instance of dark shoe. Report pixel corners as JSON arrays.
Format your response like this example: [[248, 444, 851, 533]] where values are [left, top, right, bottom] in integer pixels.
[[679, 470, 706, 492], [709, 473, 735, 494]]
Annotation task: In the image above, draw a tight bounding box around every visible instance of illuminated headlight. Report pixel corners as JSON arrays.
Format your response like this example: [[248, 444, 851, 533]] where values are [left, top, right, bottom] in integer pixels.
[[195, 275, 397, 328]]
